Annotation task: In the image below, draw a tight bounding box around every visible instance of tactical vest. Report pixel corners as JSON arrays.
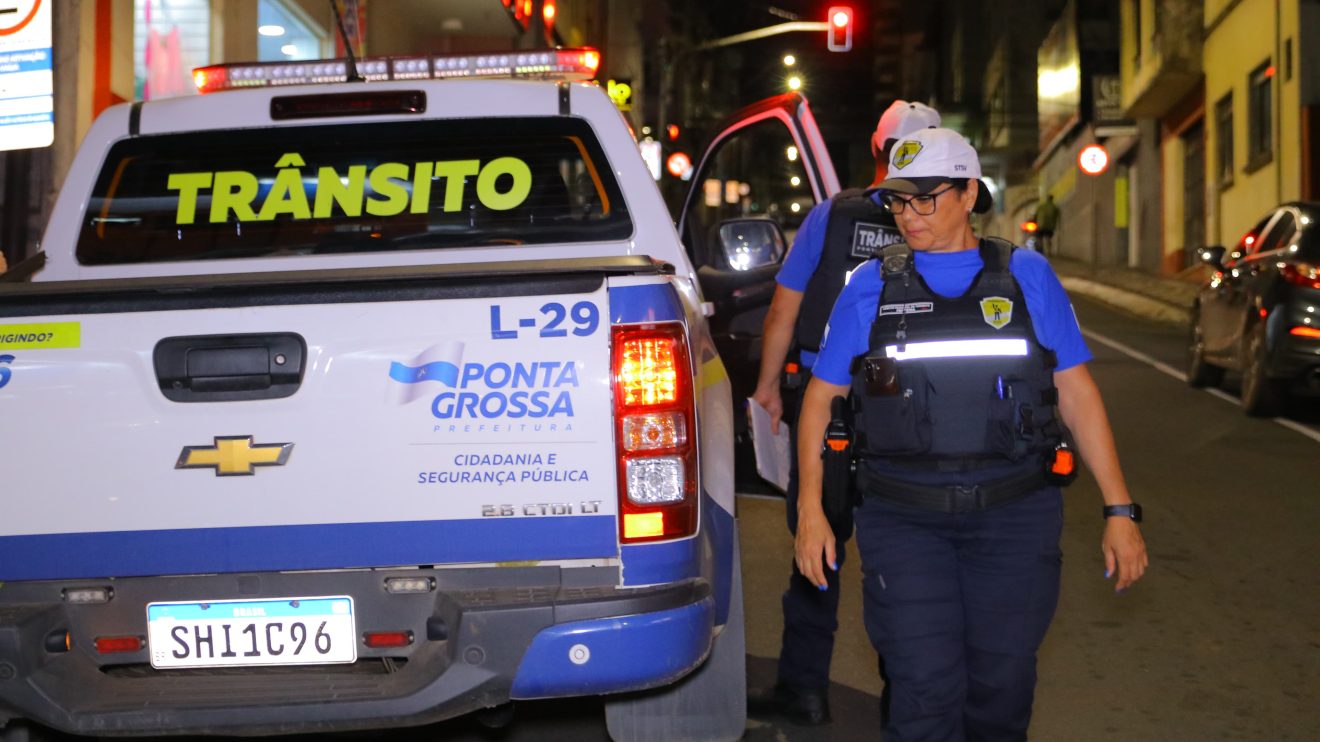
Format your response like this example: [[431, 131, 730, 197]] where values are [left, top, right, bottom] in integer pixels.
[[850, 238, 1064, 474], [795, 189, 902, 352]]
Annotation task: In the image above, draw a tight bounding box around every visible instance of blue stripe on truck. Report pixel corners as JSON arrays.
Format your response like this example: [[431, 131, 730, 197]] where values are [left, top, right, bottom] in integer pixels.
[[0, 516, 618, 582], [609, 283, 684, 324]]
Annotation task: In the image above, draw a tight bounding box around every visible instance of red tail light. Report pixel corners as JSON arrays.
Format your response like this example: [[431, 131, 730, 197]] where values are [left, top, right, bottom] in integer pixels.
[[363, 630, 414, 649], [1289, 326, 1320, 339], [94, 635, 143, 654], [612, 323, 697, 543], [1281, 262, 1320, 289]]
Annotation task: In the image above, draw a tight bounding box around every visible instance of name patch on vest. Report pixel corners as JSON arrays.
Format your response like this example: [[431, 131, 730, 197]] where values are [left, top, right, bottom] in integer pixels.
[[851, 222, 902, 259], [879, 301, 934, 316], [980, 297, 1014, 329]]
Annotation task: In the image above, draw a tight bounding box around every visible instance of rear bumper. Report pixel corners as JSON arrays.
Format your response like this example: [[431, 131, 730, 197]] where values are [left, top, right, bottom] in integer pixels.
[[0, 567, 712, 736], [1269, 291, 1320, 387]]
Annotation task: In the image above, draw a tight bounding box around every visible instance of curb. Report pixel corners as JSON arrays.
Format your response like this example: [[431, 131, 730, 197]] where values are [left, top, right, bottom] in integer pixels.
[[1059, 276, 1190, 326]]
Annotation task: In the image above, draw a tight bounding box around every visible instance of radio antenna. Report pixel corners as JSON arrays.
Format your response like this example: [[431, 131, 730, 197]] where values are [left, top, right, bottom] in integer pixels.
[[329, 0, 365, 82]]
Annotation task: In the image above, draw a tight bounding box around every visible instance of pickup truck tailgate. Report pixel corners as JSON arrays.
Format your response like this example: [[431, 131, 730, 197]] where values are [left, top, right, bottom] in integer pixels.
[[0, 271, 622, 581]]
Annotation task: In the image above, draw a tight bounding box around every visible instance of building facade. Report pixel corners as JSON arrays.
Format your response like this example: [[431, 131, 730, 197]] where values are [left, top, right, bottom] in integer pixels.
[[1202, 0, 1319, 248]]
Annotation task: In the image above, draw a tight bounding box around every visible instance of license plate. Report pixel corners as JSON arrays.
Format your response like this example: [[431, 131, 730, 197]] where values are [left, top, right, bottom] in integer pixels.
[[146, 596, 356, 669]]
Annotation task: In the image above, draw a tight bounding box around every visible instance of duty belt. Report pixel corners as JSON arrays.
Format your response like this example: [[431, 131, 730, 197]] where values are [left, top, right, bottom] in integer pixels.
[[860, 467, 1050, 514]]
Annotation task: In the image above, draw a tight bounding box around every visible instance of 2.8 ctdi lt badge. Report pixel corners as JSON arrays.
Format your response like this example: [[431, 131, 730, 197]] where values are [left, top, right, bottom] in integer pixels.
[[177, 436, 294, 476]]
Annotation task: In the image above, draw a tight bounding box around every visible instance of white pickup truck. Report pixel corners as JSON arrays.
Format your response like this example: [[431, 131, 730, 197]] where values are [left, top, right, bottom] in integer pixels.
[[0, 49, 840, 741]]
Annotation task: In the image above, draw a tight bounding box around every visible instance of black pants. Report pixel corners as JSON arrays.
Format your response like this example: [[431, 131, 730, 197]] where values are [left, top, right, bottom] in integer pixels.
[[856, 487, 1063, 741]]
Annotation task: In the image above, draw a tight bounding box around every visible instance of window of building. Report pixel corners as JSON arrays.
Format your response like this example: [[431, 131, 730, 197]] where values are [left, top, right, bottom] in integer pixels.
[[1214, 93, 1234, 187], [258, 0, 328, 62], [1246, 61, 1273, 170], [134, 0, 212, 100]]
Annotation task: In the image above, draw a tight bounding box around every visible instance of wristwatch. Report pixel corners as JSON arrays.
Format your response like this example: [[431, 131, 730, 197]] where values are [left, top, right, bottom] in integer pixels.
[[1102, 503, 1142, 523]]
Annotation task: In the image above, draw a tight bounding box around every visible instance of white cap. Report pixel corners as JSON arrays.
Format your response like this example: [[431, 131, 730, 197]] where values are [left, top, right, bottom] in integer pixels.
[[877, 127, 993, 213], [873, 100, 941, 155]]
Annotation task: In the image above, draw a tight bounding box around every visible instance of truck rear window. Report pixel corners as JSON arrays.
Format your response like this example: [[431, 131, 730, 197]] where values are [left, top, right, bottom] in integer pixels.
[[76, 117, 633, 265]]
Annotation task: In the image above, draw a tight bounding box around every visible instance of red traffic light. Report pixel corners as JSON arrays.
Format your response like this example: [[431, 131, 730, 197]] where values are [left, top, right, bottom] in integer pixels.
[[827, 6, 853, 52], [666, 124, 680, 141]]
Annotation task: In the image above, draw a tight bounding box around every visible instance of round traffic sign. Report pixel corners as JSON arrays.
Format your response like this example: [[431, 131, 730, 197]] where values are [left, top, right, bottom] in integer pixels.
[[0, 0, 42, 36], [1078, 144, 1109, 175], [666, 151, 691, 178]]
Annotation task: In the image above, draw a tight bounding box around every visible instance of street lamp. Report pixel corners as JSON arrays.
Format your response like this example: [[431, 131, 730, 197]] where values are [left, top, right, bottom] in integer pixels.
[[783, 54, 796, 66], [787, 75, 802, 91]]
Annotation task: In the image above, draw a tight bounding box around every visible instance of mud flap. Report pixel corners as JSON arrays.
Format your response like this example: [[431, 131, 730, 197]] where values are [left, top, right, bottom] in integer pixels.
[[603, 532, 746, 742]]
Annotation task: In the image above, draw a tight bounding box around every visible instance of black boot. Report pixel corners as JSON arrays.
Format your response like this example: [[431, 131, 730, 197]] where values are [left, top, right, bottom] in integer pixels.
[[747, 683, 831, 726]]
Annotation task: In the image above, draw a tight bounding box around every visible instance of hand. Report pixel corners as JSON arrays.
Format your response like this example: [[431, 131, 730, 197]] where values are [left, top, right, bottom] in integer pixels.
[[751, 384, 784, 434], [794, 502, 836, 589], [1102, 516, 1148, 592]]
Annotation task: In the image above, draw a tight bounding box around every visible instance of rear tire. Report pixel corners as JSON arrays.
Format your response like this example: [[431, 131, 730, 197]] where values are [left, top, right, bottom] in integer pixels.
[[1241, 322, 1287, 417], [1186, 312, 1225, 388], [604, 534, 746, 742]]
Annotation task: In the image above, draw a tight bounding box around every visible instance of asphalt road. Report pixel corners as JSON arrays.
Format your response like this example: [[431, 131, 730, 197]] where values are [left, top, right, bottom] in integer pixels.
[[24, 294, 1320, 740]]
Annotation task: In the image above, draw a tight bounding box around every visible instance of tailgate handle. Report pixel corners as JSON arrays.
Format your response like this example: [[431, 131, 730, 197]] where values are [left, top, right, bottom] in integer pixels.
[[154, 333, 306, 402]]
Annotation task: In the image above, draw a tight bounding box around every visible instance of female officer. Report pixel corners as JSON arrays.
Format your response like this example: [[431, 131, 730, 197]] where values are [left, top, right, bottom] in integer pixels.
[[793, 127, 1148, 741]]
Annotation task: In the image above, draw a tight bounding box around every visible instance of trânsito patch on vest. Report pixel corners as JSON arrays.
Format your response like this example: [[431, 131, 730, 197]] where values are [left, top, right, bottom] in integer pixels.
[[850, 221, 902, 259], [980, 297, 1013, 329]]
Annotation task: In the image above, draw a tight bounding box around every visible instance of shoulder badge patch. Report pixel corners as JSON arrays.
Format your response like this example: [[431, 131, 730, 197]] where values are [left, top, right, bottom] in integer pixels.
[[892, 140, 923, 170], [980, 297, 1013, 329]]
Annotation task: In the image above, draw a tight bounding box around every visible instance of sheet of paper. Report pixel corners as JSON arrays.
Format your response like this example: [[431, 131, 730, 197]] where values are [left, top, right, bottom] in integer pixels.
[[747, 397, 791, 493]]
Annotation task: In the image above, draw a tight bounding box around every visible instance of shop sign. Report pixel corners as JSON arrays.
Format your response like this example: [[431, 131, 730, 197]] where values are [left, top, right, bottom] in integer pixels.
[[607, 78, 632, 111], [0, 0, 54, 152]]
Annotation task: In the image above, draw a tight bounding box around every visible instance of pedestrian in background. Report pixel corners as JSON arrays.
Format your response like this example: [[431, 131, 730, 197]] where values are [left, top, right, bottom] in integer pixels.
[[747, 99, 940, 726], [1033, 193, 1059, 255], [793, 127, 1148, 740]]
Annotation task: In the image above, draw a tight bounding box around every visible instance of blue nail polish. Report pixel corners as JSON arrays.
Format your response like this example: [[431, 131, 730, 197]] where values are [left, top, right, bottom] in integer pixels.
[[1104, 569, 1111, 579], [829, 560, 837, 571], [818, 584, 828, 592]]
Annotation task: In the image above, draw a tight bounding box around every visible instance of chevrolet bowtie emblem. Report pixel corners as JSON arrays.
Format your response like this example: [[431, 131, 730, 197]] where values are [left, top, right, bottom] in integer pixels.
[[176, 436, 294, 476]]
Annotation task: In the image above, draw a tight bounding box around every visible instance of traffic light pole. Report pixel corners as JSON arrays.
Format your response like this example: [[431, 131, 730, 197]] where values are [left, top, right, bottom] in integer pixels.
[[656, 21, 829, 164]]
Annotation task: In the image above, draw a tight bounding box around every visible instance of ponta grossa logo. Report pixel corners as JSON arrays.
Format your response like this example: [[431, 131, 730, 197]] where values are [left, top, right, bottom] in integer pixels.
[[388, 342, 580, 420]]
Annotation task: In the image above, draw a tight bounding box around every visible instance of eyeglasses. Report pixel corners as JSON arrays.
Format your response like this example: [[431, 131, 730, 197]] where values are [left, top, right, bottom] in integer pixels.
[[881, 186, 956, 216]]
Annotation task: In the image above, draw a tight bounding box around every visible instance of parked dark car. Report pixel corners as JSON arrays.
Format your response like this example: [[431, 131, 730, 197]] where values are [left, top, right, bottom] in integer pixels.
[[1188, 201, 1320, 415]]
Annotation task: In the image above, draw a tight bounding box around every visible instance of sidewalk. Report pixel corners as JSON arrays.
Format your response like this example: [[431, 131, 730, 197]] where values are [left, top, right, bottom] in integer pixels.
[[1047, 256, 1209, 326]]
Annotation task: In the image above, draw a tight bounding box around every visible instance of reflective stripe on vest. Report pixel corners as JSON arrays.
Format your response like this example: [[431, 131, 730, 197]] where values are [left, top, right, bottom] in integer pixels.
[[885, 338, 1030, 360]]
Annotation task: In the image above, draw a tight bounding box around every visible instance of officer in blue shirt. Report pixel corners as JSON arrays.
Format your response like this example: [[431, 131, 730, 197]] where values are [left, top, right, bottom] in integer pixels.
[[748, 100, 940, 726], [794, 127, 1149, 741]]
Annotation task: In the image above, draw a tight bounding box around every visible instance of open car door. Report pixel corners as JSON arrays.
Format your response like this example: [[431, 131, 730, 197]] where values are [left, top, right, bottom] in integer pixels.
[[677, 93, 839, 488]]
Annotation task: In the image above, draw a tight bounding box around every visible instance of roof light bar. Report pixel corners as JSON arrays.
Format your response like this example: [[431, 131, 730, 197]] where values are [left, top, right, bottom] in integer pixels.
[[193, 48, 600, 94]]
